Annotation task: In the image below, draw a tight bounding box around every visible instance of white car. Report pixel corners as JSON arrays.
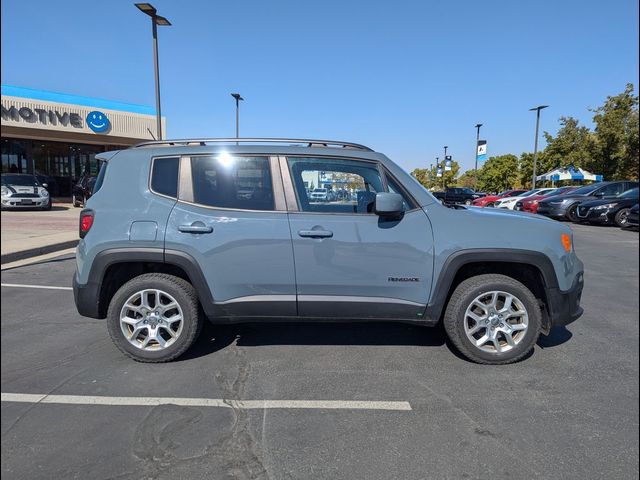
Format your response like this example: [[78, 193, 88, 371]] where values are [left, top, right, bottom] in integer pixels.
[[494, 188, 556, 210], [1, 174, 51, 210], [309, 188, 328, 202]]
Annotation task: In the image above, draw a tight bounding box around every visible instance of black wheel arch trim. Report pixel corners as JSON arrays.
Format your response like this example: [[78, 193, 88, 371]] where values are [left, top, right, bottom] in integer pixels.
[[77, 247, 217, 319], [424, 248, 559, 322]]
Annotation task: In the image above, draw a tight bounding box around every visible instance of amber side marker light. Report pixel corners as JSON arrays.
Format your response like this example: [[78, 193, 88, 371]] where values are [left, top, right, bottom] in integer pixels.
[[561, 233, 572, 252]]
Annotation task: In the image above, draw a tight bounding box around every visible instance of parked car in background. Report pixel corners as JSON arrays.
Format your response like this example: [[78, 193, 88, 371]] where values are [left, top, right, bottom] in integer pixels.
[[515, 186, 579, 213], [575, 188, 639, 227], [494, 188, 556, 210], [72, 173, 97, 208], [625, 204, 639, 229], [472, 190, 527, 208], [538, 181, 639, 222], [309, 188, 328, 202], [1, 173, 51, 210], [432, 187, 484, 205]]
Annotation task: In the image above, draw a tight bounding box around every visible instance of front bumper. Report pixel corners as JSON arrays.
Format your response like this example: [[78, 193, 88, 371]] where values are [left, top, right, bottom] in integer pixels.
[[576, 208, 613, 223], [1, 197, 49, 208], [73, 272, 103, 318], [537, 204, 567, 219], [545, 272, 584, 329]]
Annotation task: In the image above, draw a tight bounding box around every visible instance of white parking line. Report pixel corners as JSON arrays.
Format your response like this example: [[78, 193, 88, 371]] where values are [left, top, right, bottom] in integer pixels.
[[1, 393, 412, 411], [0, 283, 72, 291]]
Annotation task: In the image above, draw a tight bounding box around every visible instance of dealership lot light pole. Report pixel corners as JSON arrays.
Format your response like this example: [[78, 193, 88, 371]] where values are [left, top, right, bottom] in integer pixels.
[[135, 3, 171, 140], [474, 123, 482, 189], [231, 93, 244, 139], [529, 105, 548, 188]]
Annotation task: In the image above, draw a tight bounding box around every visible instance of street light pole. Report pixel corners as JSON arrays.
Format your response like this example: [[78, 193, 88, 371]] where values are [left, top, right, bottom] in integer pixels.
[[135, 3, 171, 141], [443, 146, 448, 189], [231, 93, 244, 140], [529, 105, 548, 188], [474, 123, 482, 189]]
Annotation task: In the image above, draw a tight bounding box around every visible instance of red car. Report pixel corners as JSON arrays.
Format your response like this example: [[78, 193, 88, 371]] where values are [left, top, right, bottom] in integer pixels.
[[471, 189, 527, 207], [515, 186, 579, 213]]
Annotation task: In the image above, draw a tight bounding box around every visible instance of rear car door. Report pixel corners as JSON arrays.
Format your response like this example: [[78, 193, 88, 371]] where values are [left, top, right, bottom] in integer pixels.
[[165, 154, 296, 317], [282, 155, 434, 320]]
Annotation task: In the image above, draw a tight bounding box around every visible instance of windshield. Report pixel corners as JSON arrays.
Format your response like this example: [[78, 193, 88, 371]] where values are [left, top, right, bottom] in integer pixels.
[[618, 188, 639, 199], [570, 183, 602, 195], [1, 174, 39, 186], [460, 188, 475, 194]]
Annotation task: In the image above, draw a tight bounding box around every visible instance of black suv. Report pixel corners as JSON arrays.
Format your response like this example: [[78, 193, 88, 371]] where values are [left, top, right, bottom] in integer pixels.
[[537, 181, 639, 221], [433, 187, 484, 205]]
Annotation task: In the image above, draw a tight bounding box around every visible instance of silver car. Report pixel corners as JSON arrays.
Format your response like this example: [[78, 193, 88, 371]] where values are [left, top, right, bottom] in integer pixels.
[[1, 173, 51, 210]]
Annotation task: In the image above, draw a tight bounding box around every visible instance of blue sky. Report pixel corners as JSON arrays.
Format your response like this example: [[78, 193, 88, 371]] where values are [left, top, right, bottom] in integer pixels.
[[1, 0, 638, 172]]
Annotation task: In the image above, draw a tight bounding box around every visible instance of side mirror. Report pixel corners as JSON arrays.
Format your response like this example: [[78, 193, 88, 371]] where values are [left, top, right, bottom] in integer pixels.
[[42, 183, 48, 188], [374, 192, 404, 217]]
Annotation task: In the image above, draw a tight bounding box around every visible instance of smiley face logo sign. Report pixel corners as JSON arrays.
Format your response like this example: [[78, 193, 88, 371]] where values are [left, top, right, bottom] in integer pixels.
[[86, 111, 111, 133]]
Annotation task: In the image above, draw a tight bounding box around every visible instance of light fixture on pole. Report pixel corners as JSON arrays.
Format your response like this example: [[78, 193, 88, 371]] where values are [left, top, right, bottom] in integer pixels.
[[529, 105, 549, 188], [231, 93, 244, 139], [135, 3, 171, 141]]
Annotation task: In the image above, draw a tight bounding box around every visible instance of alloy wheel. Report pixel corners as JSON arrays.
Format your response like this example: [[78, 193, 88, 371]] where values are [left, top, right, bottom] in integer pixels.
[[119, 289, 184, 350], [463, 291, 529, 354]]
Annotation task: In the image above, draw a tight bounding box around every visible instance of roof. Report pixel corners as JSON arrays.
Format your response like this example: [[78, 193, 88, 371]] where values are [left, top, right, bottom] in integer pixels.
[[1, 85, 156, 116]]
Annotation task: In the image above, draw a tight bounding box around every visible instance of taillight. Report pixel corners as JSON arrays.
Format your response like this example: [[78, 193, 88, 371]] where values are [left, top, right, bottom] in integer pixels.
[[79, 209, 94, 238]]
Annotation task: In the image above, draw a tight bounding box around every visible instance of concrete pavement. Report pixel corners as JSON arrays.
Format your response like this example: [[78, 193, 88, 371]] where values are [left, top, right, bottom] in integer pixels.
[[0, 205, 79, 264]]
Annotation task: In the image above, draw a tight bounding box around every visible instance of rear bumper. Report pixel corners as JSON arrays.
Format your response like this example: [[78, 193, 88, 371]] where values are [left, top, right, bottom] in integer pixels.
[[73, 272, 103, 318], [545, 272, 584, 328], [626, 212, 639, 226]]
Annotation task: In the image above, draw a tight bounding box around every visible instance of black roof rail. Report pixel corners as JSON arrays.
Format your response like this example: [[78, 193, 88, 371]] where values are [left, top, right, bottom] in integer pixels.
[[131, 138, 373, 152]]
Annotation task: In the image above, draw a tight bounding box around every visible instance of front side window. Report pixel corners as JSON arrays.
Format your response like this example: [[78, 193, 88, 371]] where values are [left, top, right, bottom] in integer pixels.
[[288, 157, 384, 214], [598, 183, 626, 197], [151, 157, 179, 198], [190, 156, 274, 210]]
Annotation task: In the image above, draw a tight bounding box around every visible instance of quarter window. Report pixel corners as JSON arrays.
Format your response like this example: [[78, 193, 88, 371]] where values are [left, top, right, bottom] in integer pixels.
[[190, 156, 274, 210], [151, 157, 179, 198], [288, 157, 384, 214]]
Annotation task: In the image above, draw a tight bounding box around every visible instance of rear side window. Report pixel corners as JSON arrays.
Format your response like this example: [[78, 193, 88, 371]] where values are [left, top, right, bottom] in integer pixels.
[[92, 161, 108, 194], [151, 157, 179, 198], [190, 156, 274, 211]]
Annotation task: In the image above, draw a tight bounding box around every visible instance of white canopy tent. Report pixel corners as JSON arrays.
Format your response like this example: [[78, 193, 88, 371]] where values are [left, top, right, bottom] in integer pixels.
[[536, 165, 603, 184]]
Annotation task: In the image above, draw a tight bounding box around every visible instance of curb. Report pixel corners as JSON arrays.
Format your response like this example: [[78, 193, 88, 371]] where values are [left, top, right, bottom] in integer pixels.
[[0, 240, 78, 265]]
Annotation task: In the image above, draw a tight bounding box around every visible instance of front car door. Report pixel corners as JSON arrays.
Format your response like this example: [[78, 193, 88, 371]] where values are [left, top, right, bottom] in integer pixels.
[[282, 155, 434, 320], [165, 154, 296, 318]]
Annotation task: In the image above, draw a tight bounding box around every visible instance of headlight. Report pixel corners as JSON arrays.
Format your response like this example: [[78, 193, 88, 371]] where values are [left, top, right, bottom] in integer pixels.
[[40, 188, 49, 197], [532, 200, 539, 205], [1, 186, 9, 197], [593, 203, 617, 210]]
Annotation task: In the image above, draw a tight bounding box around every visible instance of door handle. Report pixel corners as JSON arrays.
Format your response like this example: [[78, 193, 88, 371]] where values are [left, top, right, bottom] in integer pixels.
[[178, 222, 213, 234], [298, 229, 333, 238]]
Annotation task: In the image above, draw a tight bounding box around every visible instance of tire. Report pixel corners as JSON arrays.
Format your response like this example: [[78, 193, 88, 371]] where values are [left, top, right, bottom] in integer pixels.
[[566, 204, 579, 222], [443, 274, 542, 365], [43, 199, 52, 211], [465, 199, 472, 205], [614, 208, 631, 228], [106, 273, 203, 362], [72, 194, 81, 208], [485, 202, 495, 208]]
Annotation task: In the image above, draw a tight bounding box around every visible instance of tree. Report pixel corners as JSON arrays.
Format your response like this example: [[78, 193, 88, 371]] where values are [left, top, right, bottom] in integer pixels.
[[519, 151, 556, 188], [411, 161, 460, 190], [457, 169, 478, 189], [477, 155, 519, 193], [591, 83, 639, 180], [542, 116, 596, 170]]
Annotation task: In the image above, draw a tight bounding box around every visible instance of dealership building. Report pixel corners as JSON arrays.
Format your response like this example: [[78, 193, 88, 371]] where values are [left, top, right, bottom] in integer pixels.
[[1, 85, 164, 197]]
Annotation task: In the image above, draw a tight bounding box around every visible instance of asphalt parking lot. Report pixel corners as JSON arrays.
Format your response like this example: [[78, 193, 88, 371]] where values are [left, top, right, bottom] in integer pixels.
[[1, 223, 638, 480]]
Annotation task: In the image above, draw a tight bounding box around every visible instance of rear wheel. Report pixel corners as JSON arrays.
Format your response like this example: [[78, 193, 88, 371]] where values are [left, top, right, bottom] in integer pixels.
[[465, 199, 473, 205], [615, 208, 631, 228], [443, 274, 542, 364], [107, 273, 202, 362], [72, 194, 81, 208]]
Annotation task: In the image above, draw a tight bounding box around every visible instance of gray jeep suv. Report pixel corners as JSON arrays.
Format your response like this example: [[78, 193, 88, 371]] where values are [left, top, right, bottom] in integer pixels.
[[73, 138, 584, 364]]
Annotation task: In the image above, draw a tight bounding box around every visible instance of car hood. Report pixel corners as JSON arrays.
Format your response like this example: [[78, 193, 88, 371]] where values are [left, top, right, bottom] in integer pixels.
[[540, 194, 591, 204], [580, 197, 638, 208], [2, 183, 40, 193], [465, 204, 554, 222]]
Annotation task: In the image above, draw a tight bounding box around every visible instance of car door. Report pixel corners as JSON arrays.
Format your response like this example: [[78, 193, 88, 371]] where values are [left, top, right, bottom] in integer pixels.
[[282, 155, 434, 320], [594, 182, 627, 199], [165, 154, 296, 317]]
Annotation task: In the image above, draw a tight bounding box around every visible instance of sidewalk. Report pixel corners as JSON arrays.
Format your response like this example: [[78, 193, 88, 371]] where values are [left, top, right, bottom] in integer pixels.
[[1, 204, 79, 264]]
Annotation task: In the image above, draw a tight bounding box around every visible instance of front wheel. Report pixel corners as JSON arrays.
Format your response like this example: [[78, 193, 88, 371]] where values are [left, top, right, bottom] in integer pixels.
[[465, 199, 473, 205], [443, 274, 542, 364], [72, 194, 81, 208], [566, 204, 579, 222], [614, 208, 630, 228], [106, 273, 203, 362]]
